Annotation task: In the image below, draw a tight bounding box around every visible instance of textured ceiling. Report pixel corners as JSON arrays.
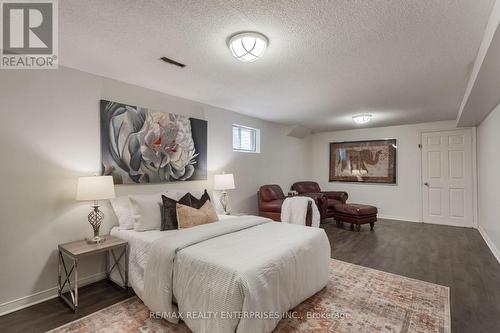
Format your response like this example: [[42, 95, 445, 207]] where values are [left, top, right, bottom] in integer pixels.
[[60, 0, 495, 131]]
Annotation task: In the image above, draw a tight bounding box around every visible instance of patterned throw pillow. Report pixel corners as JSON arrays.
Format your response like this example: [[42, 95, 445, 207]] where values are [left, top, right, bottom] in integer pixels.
[[177, 201, 219, 229]]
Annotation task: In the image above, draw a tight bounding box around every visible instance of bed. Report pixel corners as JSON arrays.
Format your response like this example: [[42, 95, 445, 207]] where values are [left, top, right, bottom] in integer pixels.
[[111, 214, 331, 333]]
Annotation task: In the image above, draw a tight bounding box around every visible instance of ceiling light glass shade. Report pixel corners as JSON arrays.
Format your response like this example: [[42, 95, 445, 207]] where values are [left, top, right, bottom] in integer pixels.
[[352, 114, 372, 124], [229, 32, 268, 62]]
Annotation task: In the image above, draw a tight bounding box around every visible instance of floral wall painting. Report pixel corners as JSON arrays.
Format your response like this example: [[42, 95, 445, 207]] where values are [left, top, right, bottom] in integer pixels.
[[329, 139, 397, 184], [100, 100, 207, 184]]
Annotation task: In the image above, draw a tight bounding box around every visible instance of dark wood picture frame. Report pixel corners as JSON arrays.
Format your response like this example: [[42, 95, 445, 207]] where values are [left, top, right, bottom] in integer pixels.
[[329, 139, 397, 184]]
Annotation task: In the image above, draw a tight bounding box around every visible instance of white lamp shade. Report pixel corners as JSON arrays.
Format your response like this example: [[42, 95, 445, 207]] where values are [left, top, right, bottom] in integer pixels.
[[214, 174, 235, 190], [76, 176, 116, 201]]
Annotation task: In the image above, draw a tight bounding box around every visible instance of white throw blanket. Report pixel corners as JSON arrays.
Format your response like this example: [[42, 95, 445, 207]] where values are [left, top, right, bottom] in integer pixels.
[[281, 196, 321, 227], [143, 216, 330, 333]]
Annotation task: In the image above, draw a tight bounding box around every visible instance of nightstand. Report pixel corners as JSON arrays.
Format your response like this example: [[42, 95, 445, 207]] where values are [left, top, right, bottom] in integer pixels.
[[58, 236, 128, 312]]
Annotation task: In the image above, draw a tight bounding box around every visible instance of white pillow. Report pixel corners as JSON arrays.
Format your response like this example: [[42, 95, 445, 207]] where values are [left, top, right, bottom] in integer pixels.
[[129, 191, 179, 231], [128, 193, 162, 231], [110, 196, 135, 230]]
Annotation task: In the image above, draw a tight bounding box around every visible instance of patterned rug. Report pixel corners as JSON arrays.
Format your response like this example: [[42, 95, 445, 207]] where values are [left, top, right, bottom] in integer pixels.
[[48, 259, 450, 333]]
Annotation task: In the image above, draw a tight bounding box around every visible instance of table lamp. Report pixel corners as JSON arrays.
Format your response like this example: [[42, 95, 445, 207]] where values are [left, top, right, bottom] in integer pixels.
[[214, 173, 235, 215], [76, 176, 115, 244]]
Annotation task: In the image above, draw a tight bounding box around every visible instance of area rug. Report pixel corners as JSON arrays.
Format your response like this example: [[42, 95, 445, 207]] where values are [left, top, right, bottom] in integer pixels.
[[48, 259, 450, 333]]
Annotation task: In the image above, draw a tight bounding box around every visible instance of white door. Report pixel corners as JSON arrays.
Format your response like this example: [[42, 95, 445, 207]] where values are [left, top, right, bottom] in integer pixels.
[[421, 129, 473, 227]]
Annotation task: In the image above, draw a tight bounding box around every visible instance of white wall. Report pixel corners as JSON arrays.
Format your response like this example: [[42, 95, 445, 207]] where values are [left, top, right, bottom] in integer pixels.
[[310, 121, 458, 222], [0, 67, 311, 313], [477, 103, 500, 262]]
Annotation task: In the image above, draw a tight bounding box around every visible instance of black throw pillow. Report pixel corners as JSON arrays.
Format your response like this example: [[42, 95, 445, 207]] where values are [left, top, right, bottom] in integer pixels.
[[161, 193, 191, 230], [188, 189, 211, 209]]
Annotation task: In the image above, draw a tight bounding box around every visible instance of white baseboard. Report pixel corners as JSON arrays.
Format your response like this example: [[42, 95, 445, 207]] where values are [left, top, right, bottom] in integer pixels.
[[377, 214, 421, 223], [478, 225, 500, 264], [0, 271, 107, 316]]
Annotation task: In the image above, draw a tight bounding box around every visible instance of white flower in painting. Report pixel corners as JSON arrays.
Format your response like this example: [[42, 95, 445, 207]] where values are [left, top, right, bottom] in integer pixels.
[[136, 112, 197, 181], [137, 113, 177, 169], [103, 101, 200, 183], [167, 115, 198, 180]]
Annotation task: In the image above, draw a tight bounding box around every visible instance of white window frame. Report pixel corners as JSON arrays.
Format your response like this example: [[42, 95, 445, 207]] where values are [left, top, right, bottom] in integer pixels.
[[232, 124, 261, 153]]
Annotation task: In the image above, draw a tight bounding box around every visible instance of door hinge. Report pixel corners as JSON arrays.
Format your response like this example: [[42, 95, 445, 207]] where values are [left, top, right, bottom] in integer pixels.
[[418, 144, 422, 149]]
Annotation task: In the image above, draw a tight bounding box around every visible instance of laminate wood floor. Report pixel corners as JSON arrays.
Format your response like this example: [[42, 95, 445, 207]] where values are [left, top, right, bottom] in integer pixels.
[[0, 280, 135, 333], [0, 219, 499, 333]]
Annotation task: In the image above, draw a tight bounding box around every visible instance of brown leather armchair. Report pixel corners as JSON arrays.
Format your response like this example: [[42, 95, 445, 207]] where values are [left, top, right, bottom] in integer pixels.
[[257, 184, 314, 225], [258, 184, 285, 221], [291, 181, 348, 220]]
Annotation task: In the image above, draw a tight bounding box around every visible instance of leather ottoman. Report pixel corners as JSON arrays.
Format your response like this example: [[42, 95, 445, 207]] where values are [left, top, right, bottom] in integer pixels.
[[333, 203, 378, 232]]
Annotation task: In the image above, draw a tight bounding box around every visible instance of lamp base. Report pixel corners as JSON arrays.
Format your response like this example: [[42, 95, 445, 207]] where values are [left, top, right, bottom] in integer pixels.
[[86, 235, 106, 244], [87, 205, 105, 244], [219, 191, 230, 215]]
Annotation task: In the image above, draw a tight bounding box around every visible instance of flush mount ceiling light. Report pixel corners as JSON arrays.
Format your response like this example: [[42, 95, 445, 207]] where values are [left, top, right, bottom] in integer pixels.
[[228, 32, 268, 62], [352, 114, 372, 124]]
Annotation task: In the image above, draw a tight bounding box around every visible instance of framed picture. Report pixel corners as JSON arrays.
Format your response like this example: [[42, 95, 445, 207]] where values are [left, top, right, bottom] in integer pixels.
[[100, 100, 207, 184], [329, 139, 397, 184]]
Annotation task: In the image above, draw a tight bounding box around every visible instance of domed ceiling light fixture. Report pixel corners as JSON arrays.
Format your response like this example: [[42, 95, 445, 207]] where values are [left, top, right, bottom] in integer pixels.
[[228, 32, 268, 62], [352, 114, 372, 124]]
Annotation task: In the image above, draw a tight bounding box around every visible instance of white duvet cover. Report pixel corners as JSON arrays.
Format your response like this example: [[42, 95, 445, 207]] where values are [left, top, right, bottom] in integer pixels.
[[141, 216, 331, 333], [110, 215, 239, 298], [110, 227, 165, 298]]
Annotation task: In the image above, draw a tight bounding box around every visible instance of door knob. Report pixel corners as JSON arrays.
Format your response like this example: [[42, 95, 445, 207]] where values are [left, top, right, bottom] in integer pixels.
[[424, 182, 429, 187]]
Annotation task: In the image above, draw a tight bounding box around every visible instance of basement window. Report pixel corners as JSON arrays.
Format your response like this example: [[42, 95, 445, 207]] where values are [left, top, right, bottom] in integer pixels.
[[232, 124, 260, 153]]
